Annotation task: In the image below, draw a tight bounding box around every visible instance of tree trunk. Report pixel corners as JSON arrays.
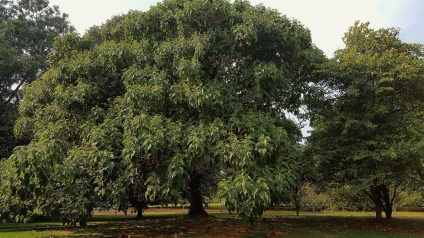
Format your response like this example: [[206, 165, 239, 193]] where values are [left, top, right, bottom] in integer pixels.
[[270, 196, 275, 209], [187, 172, 208, 216], [375, 202, 383, 220], [79, 219, 87, 227], [381, 185, 393, 219], [385, 207, 392, 219], [128, 186, 146, 220], [292, 186, 301, 216], [135, 204, 144, 219], [365, 183, 386, 220]]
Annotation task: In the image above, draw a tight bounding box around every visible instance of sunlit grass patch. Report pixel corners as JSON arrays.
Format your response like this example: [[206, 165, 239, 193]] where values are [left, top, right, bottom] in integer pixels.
[[0, 230, 73, 238]]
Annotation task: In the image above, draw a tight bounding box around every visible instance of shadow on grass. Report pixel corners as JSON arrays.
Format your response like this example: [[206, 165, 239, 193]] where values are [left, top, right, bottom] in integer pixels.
[[82, 215, 424, 238], [2, 212, 424, 237]]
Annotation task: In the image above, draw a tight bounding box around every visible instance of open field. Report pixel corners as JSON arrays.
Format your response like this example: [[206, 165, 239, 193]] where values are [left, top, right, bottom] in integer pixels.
[[1, 208, 424, 238]]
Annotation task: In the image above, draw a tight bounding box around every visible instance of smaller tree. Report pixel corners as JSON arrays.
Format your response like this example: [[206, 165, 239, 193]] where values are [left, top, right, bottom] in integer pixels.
[[395, 187, 424, 211], [325, 185, 373, 212], [308, 22, 424, 219], [302, 183, 328, 212]]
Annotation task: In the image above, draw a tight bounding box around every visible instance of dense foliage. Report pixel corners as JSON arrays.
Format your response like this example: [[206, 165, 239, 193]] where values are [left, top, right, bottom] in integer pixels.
[[0, 0, 73, 159], [308, 22, 424, 219], [3, 0, 320, 224]]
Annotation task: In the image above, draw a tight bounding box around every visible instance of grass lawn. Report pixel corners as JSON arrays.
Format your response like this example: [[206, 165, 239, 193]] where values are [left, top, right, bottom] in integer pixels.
[[1, 208, 424, 237]]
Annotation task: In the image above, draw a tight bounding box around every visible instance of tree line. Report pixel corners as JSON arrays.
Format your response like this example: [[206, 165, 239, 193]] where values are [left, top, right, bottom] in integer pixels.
[[1, 0, 423, 226]]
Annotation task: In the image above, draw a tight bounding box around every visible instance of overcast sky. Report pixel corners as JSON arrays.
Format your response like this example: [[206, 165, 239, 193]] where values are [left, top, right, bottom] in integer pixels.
[[49, 0, 423, 57]]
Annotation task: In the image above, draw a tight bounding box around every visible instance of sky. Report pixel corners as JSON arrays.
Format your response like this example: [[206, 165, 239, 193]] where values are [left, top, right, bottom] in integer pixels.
[[49, 0, 424, 57]]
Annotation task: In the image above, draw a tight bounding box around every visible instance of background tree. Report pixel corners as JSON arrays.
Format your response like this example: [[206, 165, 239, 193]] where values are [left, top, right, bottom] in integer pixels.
[[289, 145, 317, 216], [8, 0, 321, 223], [301, 183, 328, 212], [0, 0, 73, 159], [325, 185, 373, 212], [308, 22, 424, 220], [395, 188, 424, 211]]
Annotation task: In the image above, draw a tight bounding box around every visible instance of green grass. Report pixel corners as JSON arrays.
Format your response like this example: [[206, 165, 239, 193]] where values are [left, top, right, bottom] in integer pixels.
[[262, 209, 424, 218], [277, 210, 377, 217], [390, 211, 424, 218], [0, 230, 72, 238], [274, 228, 424, 238], [0, 222, 61, 229]]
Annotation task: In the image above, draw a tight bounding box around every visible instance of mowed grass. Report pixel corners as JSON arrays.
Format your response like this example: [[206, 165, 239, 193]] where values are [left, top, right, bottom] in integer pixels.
[[0, 230, 76, 238], [1, 208, 424, 237]]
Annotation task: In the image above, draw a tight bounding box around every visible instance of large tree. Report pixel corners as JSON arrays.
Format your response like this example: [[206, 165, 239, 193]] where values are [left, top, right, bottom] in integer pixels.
[[0, 0, 73, 159], [8, 0, 320, 223], [308, 22, 424, 219]]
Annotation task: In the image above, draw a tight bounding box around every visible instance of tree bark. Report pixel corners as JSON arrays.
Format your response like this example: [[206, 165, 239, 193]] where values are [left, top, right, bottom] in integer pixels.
[[128, 186, 146, 220], [187, 172, 208, 216], [364, 184, 384, 220], [375, 202, 383, 220], [385, 207, 392, 219], [135, 203, 144, 219], [381, 185, 393, 219], [292, 187, 301, 216], [79, 218, 87, 227]]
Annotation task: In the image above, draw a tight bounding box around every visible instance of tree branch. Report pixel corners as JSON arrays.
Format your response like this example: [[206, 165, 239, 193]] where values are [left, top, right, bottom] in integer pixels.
[[362, 189, 375, 202], [390, 181, 402, 206], [5, 79, 26, 105]]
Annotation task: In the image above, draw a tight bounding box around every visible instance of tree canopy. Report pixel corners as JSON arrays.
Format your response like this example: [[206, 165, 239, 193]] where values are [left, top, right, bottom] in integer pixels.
[[0, 0, 73, 159], [308, 22, 424, 219], [4, 0, 321, 224]]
